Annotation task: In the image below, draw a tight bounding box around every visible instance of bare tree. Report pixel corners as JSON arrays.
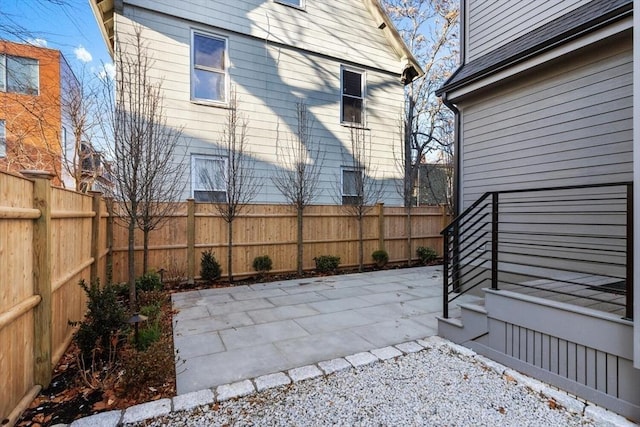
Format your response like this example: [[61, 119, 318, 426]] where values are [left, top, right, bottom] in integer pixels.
[[384, 0, 459, 262], [340, 124, 384, 272], [60, 64, 102, 192], [103, 26, 185, 309], [200, 89, 260, 283], [272, 101, 324, 276]]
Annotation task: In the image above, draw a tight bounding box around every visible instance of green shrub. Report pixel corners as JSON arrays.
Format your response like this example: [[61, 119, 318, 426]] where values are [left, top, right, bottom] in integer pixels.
[[314, 255, 340, 273], [120, 335, 174, 393], [200, 250, 222, 282], [139, 303, 161, 320], [134, 321, 162, 351], [372, 249, 389, 268], [252, 255, 273, 274], [71, 279, 126, 361], [416, 246, 438, 265], [135, 271, 163, 292]]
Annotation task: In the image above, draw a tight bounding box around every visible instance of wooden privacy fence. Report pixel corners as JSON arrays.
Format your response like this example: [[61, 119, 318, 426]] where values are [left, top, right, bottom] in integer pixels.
[[110, 201, 450, 283], [0, 171, 109, 427]]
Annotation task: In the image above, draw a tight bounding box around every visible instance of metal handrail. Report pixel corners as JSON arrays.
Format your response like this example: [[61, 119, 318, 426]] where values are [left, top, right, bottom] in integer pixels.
[[441, 182, 633, 320]]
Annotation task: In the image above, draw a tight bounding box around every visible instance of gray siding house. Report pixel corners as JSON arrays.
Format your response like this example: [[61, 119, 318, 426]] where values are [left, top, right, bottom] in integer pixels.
[[90, 0, 422, 205], [437, 0, 639, 420]]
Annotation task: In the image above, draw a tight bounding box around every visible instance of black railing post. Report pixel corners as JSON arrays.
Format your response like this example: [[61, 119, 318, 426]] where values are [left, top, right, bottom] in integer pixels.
[[452, 222, 460, 293], [626, 184, 634, 320], [443, 229, 449, 318], [491, 192, 499, 290]]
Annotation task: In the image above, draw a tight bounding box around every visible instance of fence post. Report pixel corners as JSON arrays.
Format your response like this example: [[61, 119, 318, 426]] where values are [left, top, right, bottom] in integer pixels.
[[377, 202, 385, 251], [90, 191, 103, 285], [187, 199, 195, 284], [105, 197, 114, 285], [24, 170, 54, 388]]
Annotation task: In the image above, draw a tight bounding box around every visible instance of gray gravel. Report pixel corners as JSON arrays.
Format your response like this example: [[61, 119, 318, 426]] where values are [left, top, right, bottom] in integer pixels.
[[128, 342, 596, 427]]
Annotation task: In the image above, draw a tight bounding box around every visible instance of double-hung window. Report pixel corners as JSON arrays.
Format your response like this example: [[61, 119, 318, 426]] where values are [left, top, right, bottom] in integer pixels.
[[192, 32, 228, 103], [0, 120, 6, 157], [342, 167, 363, 205], [341, 67, 365, 124], [192, 155, 227, 202], [0, 54, 39, 95]]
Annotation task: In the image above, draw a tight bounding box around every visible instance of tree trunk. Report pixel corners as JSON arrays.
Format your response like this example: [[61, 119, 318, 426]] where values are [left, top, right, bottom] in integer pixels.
[[406, 206, 413, 266], [358, 215, 364, 272], [227, 220, 234, 283], [143, 228, 149, 274], [127, 218, 136, 312], [297, 208, 303, 276]]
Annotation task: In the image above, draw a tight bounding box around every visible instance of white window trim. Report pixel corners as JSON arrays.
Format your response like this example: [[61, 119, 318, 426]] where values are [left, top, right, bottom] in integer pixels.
[[191, 154, 228, 197], [340, 65, 366, 126], [274, 0, 305, 10], [341, 167, 363, 197], [190, 30, 229, 106]]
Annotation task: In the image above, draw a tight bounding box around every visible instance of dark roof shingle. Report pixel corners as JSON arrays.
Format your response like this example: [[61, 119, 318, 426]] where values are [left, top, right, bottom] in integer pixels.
[[437, 0, 632, 96]]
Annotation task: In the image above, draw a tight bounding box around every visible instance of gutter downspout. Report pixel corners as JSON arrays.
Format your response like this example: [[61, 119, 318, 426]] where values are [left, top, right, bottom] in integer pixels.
[[441, 95, 461, 218]]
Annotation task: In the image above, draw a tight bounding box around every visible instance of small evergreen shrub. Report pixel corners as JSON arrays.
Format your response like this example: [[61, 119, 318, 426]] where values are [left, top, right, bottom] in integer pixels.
[[416, 246, 438, 265], [372, 249, 389, 268], [314, 255, 341, 273], [120, 335, 174, 393], [135, 271, 163, 292], [71, 279, 126, 361], [252, 255, 273, 275], [134, 322, 162, 351], [200, 250, 222, 282]]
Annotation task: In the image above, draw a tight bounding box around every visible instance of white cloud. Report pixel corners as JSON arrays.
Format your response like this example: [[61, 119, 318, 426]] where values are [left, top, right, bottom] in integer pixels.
[[26, 38, 48, 47], [74, 45, 93, 63], [98, 63, 116, 81]]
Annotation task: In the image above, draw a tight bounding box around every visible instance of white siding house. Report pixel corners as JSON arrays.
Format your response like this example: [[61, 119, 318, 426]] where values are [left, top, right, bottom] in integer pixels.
[[90, 0, 422, 204], [437, 0, 638, 421]]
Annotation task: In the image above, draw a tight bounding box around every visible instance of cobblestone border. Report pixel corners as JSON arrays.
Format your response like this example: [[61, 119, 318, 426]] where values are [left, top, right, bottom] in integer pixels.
[[61, 337, 636, 427]]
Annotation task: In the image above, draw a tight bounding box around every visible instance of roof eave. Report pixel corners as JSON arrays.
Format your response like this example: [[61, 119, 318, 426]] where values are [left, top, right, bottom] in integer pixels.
[[363, 0, 425, 85], [90, 0, 116, 58]]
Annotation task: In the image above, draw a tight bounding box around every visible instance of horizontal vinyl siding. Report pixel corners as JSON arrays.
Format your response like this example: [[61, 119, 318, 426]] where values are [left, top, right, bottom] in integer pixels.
[[460, 37, 633, 208], [117, 10, 405, 204], [125, 0, 402, 74], [467, 0, 592, 62]]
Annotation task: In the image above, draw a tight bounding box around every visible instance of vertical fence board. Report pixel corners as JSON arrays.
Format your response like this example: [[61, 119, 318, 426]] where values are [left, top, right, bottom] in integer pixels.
[[1, 171, 108, 425]]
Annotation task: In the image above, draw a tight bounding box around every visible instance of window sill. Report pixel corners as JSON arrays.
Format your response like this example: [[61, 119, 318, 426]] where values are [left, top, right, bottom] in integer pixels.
[[340, 122, 370, 131], [274, 0, 306, 11], [191, 99, 231, 109]]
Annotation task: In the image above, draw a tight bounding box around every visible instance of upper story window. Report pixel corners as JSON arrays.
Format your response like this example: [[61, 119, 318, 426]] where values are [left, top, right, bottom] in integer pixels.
[[341, 67, 365, 124], [275, 0, 305, 8], [191, 31, 228, 104], [0, 120, 6, 157], [0, 54, 39, 95], [192, 154, 227, 202]]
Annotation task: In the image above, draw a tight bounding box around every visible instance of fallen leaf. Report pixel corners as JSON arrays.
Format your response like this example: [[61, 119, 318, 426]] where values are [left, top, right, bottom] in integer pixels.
[[504, 374, 516, 383], [548, 399, 559, 410], [498, 407, 505, 414]]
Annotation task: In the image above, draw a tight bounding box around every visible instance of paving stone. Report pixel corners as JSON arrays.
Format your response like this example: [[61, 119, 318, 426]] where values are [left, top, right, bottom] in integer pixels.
[[418, 335, 449, 349], [318, 358, 352, 374], [504, 369, 545, 393], [395, 341, 424, 354], [172, 389, 215, 412], [445, 342, 477, 358], [351, 318, 427, 347], [122, 399, 171, 424], [584, 405, 637, 427], [254, 372, 291, 391], [345, 351, 378, 367], [288, 365, 323, 382], [370, 346, 403, 360], [473, 354, 506, 376], [69, 410, 121, 427], [219, 320, 309, 350], [216, 380, 255, 401], [542, 388, 586, 415]]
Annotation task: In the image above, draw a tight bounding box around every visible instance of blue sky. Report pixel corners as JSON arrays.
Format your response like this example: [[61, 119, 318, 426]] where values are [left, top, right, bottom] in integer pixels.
[[1, 0, 113, 76]]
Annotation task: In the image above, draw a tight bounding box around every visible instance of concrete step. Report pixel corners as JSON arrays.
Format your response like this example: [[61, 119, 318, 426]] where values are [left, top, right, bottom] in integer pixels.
[[437, 299, 488, 344]]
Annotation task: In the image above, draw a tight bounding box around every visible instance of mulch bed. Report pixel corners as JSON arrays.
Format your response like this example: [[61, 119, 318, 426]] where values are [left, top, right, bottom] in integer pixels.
[[16, 261, 437, 426]]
